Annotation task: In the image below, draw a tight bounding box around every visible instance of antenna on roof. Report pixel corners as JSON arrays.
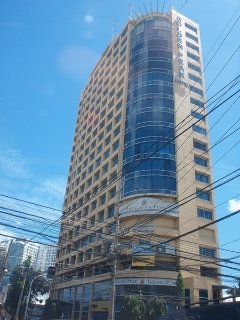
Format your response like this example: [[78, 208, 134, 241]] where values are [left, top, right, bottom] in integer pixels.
[[137, 5, 144, 17], [150, 1, 153, 13], [162, 0, 166, 13], [143, 2, 148, 15], [132, 8, 141, 19], [129, 3, 133, 20], [157, 2, 159, 13], [112, 18, 117, 41]]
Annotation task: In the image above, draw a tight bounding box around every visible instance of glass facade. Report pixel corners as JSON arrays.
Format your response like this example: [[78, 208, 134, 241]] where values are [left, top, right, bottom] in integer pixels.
[[123, 16, 176, 197], [57, 280, 176, 320]]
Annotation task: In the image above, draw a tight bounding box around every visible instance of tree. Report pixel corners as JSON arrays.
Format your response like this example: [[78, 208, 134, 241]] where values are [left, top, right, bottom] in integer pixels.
[[5, 261, 50, 319], [176, 272, 185, 308], [43, 298, 54, 320], [121, 295, 145, 320], [145, 296, 167, 320]]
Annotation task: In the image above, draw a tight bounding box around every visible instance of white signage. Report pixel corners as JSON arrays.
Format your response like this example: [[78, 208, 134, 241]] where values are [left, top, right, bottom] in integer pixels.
[[119, 197, 179, 217], [133, 224, 155, 234], [115, 278, 176, 286], [174, 14, 189, 88]]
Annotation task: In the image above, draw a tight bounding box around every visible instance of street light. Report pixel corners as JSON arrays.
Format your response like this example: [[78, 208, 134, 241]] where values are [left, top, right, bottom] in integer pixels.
[[23, 274, 45, 320]]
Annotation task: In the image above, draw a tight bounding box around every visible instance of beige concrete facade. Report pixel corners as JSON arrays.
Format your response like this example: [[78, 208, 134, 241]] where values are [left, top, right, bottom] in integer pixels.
[[53, 9, 221, 316]]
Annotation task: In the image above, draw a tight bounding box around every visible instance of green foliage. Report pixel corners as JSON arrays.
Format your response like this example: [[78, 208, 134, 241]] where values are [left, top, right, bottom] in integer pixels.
[[121, 295, 167, 320], [43, 298, 54, 320], [121, 295, 145, 320], [5, 261, 50, 318], [176, 272, 185, 308], [145, 296, 167, 320]]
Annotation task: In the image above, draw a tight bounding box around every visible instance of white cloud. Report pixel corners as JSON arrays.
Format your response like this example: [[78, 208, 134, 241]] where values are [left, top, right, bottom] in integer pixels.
[[84, 15, 94, 23], [0, 146, 28, 178], [228, 198, 240, 213], [57, 45, 100, 78], [37, 176, 66, 201]]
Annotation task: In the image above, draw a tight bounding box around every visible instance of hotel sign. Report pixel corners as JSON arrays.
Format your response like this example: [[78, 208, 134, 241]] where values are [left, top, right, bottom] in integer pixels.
[[175, 15, 189, 88], [119, 197, 179, 217], [115, 278, 176, 286]]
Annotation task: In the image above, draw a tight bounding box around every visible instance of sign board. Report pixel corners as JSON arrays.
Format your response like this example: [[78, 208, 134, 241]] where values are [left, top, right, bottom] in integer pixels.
[[119, 197, 179, 218], [115, 278, 176, 286], [132, 255, 155, 267]]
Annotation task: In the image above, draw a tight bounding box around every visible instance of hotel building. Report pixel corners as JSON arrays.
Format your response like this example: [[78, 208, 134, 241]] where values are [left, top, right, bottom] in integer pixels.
[[53, 9, 221, 320]]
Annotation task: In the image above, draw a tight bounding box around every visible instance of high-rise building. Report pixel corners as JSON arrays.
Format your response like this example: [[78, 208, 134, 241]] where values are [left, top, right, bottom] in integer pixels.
[[35, 245, 57, 273], [4, 241, 56, 276], [53, 9, 221, 319]]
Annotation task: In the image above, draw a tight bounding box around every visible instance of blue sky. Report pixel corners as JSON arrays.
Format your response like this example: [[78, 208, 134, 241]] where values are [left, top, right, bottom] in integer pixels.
[[0, 1, 240, 284]]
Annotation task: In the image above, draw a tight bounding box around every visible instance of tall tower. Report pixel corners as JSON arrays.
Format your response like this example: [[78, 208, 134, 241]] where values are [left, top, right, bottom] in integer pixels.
[[54, 9, 221, 320]]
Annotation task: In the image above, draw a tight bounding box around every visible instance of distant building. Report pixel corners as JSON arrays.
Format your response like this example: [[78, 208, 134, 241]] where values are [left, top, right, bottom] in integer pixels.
[[35, 245, 57, 273], [4, 241, 56, 276]]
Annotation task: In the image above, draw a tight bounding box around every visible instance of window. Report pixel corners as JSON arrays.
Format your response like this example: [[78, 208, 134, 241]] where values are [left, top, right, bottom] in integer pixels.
[[110, 171, 117, 183], [98, 210, 105, 223], [187, 51, 200, 62], [97, 144, 103, 154], [107, 222, 116, 234], [197, 208, 213, 220], [188, 62, 201, 73], [109, 187, 116, 199], [100, 194, 106, 205], [88, 165, 93, 173], [104, 149, 110, 159], [114, 126, 121, 137], [106, 123, 112, 133], [193, 140, 207, 151], [105, 136, 111, 146], [192, 124, 207, 135], [112, 155, 118, 166], [98, 132, 104, 141], [186, 41, 199, 52], [92, 186, 98, 196], [200, 266, 217, 278], [113, 140, 119, 151], [101, 179, 107, 190], [186, 32, 198, 43], [90, 152, 95, 161], [199, 289, 208, 306], [87, 177, 92, 187], [107, 111, 113, 121], [195, 172, 209, 183], [190, 85, 203, 96], [95, 157, 101, 167], [185, 22, 198, 33], [194, 156, 208, 167], [102, 163, 109, 174], [91, 200, 97, 211], [189, 73, 202, 84], [196, 189, 211, 201], [94, 171, 100, 181], [190, 97, 204, 108], [108, 205, 115, 218], [191, 110, 205, 121], [83, 159, 88, 168], [199, 247, 215, 258]]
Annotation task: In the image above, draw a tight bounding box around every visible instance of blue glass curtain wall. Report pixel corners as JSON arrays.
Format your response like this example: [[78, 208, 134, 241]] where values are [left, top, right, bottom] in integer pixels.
[[123, 16, 177, 197]]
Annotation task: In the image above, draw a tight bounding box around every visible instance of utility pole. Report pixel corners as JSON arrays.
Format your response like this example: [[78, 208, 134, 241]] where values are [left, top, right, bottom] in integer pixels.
[[23, 274, 44, 320], [0, 239, 13, 282], [108, 182, 121, 320], [15, 270, 27, 320]]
